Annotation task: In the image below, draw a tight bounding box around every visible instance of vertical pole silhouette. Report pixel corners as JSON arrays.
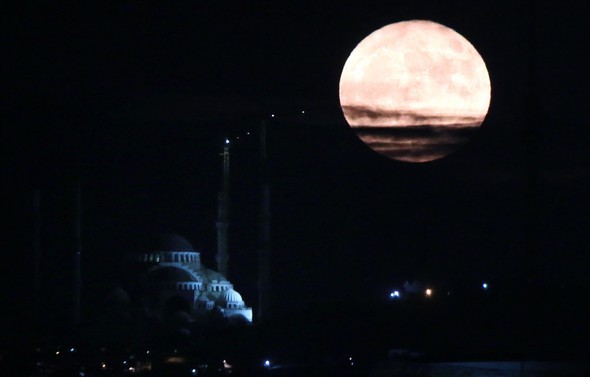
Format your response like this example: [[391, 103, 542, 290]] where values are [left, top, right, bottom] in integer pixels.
[[73, 180, 82, 327], [258, 121, 271, 322], [33, 189, 42, 325]]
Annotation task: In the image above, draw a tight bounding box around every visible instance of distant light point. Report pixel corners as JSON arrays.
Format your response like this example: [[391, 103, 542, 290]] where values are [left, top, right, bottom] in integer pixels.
[[301, 110, 305, 114], [225, 138, 230, 144], [482, 282, 488, 289], [390, 290, 400, 298], [271, 114, 275, 118], [425, 288, 432, 297]]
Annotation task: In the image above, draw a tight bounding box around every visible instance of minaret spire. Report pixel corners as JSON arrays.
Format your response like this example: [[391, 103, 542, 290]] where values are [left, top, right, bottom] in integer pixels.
[[258, 121, 271, 322], [32, 189, 42, 325], [72, 180, 82, 327], [216, 138, 230, 278]]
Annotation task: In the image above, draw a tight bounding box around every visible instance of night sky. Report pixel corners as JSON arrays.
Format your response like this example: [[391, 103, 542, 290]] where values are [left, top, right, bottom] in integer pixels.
[[4, 1, 590, 334]]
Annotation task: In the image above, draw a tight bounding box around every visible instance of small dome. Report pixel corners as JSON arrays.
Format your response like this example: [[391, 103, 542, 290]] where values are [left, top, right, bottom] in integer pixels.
[[201, 268, 227, 282], [106, 287, 130, 304], [197, 292, 212, 301], [146, 267, 196, 283], [222, 288, 243, 303], [169, 310, 193, 324]]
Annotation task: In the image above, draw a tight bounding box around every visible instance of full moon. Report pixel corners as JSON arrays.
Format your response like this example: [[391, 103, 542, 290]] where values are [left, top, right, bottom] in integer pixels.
[[339, 20, 491, 163]]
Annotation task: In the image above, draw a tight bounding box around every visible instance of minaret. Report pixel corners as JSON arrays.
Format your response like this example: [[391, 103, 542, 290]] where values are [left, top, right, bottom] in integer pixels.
[[32, 189, 42, 324], [216, 138, 230, 278], [258, 121, 271, 321], [72, 180, 82, 327]]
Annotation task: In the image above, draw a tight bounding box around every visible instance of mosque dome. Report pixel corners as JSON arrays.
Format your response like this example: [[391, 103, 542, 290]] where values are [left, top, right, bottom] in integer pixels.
[[146, 266, 197, 283], [154, 233, 195, 251], [135, 232, 252, 323]]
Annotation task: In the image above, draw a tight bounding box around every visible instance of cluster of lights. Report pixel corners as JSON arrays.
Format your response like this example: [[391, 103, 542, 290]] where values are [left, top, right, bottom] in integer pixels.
[[226, 109, 306, 144], [225, 131, 253, 143], [389, 281, 490, 300]]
